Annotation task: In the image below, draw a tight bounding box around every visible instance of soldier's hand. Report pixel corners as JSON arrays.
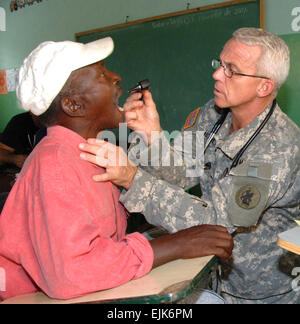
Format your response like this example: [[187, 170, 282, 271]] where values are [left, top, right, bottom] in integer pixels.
[[79, 139, 137, 190], [150, 225, 234, 268], [124, 90, 162, 145]]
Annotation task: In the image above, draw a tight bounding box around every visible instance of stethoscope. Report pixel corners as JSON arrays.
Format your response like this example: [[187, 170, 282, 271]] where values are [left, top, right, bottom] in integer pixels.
[[203, 99, 277, 174]]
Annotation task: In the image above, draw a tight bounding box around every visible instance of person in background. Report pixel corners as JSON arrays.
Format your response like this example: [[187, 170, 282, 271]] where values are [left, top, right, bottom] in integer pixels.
[[0, 37, 233, 301], [0, 112, 45, 213], [0, 112, 43, 169]]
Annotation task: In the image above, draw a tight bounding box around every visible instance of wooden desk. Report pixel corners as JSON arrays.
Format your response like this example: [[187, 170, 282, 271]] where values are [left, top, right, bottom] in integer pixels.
[[277, 227, 300, 255], [1, 255, 216, 304]]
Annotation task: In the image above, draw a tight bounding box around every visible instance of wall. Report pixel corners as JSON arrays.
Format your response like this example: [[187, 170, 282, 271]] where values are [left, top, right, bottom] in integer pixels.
[[0, 0, 299, 130]]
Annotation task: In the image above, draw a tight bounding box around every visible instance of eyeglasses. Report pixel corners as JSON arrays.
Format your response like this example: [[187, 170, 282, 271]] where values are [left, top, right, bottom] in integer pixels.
[[212, 59, 270, 80]]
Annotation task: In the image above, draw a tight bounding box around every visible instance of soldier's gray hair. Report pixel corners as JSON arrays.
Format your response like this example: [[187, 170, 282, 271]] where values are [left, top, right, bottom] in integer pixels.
[[233, 28, 290, 95]]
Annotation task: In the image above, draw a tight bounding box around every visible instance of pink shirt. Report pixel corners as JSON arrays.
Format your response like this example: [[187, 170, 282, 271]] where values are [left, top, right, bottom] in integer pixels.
[[0, 126, 153, 300]]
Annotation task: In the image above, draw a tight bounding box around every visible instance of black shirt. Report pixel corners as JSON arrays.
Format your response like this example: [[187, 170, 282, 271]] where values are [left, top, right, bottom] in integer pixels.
[[0, 112, 40, 155]]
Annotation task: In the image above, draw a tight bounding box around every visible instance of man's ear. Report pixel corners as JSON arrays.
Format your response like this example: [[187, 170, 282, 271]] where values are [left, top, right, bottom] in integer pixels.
[[61, 96, 85, 117], [257, 79, 275, 98]]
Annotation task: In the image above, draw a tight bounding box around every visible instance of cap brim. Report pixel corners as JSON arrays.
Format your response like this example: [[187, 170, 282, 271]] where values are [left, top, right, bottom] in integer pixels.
[[77, 37, 114, 70]]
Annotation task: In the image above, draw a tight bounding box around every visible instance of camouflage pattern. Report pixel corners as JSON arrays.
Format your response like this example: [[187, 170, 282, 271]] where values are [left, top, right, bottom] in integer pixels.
[[120, 99, 300, 304]]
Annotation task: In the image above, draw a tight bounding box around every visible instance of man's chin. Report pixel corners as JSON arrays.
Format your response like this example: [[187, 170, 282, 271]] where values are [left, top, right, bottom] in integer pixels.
[[214, 97, 230, 109], [112, 117, 125, 129]]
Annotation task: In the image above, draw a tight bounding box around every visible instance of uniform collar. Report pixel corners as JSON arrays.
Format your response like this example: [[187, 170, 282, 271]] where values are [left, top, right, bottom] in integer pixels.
[[214, 102, 274, 159]]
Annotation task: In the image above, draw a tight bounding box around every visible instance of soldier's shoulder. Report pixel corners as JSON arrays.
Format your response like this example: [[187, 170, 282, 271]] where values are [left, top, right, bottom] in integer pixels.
[[264, 108, 300, 176], [273, 107, 300, 150], [199, 99, 220, 120], [183, 99, 220, 131]]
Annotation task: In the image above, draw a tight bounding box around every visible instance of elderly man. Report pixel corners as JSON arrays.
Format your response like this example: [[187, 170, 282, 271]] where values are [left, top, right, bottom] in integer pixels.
[[79, 28, 300, 303], [0, 38, 233, 301]]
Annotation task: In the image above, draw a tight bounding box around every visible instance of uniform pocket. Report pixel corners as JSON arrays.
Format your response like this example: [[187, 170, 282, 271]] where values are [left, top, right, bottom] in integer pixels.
[[227, 162, 273, 227]]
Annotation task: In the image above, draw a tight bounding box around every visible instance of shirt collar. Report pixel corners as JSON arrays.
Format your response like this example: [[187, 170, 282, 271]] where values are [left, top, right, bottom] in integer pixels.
[[214, 101, 274, 159], [46, 126, 87, 150]]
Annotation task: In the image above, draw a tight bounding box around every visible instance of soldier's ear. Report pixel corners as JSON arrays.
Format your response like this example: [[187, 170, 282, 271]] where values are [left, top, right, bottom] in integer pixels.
[[257, 79, 275, 98], [61, 96, 85, 117]]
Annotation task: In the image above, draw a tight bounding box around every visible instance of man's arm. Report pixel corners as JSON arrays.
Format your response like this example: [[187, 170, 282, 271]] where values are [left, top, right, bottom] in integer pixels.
[[0, 143, 27, 168], [119, 167, 235, 233], [0, 113, 33, 168], [0, 142, 14, 152], [128, 131, 202, 189], [125, 91, 202, 189], [78, 135, 234, 233], [150, 225, 233, 268]]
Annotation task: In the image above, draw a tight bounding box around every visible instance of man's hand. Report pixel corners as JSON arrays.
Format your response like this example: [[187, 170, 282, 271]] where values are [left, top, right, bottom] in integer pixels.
[[150, 225, 234, 268], [124, 90, 162, 145], [79, 139, 138, 190], [11, 154, 28, 168]]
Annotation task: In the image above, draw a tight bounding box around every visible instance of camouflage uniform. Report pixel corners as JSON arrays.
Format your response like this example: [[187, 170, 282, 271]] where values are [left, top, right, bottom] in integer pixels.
[[120, 99, 300, 304]]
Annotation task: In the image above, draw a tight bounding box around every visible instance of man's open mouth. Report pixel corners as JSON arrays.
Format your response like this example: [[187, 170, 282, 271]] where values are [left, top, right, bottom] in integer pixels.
[[114, 86, 124, 112], [115, 86, 124, 112]]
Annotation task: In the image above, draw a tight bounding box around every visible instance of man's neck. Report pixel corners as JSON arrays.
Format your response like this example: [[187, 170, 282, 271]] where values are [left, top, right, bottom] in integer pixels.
[[55, 118, 99, 140], [229, 98, 274, 135]]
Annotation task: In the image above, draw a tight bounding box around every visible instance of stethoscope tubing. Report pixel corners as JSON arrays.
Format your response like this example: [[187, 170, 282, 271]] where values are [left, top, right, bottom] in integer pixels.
[[204, 99, 277, 171]]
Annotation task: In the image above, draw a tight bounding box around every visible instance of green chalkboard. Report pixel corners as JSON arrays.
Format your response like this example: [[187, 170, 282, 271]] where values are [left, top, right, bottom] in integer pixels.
[[277, 34, 300, 127], [76, 0, 263, 132]]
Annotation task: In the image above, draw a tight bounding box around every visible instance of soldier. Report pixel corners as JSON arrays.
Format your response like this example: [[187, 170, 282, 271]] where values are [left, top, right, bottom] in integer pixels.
[[79, 28, 300, 303]]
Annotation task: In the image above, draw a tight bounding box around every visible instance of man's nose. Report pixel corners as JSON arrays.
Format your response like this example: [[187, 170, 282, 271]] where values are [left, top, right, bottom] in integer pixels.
[[110, 71, 122, 84], [212, 67, 224, 81], [115, 74, 122, 85]]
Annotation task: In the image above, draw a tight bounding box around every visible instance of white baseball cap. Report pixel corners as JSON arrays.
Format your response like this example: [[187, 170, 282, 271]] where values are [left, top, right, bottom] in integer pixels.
[[17, 37, 114, 116]]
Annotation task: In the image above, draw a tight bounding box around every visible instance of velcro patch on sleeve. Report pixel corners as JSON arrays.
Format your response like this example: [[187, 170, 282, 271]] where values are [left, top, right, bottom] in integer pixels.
[[184, 108, 200, 130]]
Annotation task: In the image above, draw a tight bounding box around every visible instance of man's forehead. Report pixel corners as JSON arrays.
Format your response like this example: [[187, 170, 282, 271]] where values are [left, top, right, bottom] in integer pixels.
[[66, 60, 106, 93], [69, 61, 102, 83], [221, 38, 262, 66]]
